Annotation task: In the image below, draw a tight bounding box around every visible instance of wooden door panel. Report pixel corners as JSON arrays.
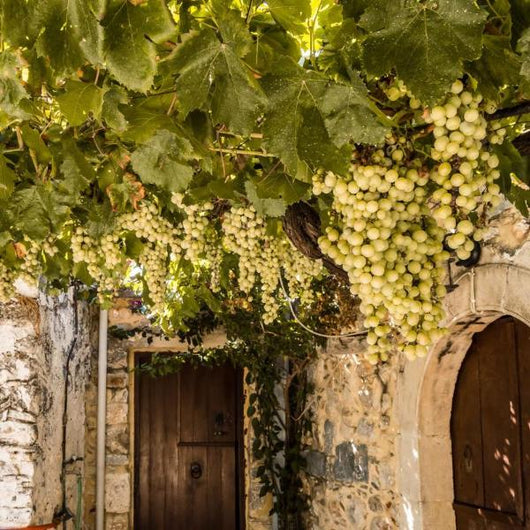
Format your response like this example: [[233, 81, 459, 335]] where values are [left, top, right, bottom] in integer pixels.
[[177, 445, 237, 529], [137, 370, 180, 529], [136, 360, 241, 530], [516, 319, 530, 527], [179, 364, 237, 443], [477, 319, 523, 517], [455, 504, 525, 529], [452, 317, 530, 529], [452, 351, 485, 506]]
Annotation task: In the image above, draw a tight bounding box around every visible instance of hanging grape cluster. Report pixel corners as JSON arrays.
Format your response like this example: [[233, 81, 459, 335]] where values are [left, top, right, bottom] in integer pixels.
[[71, 227, 125, 303], [426, 80, 502, 261], [313, 82, 506, 362], [222, 205, 322, 324], [314, 147, 448, 362]]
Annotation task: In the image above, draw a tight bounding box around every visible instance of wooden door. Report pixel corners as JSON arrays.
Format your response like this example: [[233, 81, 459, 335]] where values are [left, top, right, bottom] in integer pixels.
[[452, 317, 530, 529], [134, 359, 244, 530]]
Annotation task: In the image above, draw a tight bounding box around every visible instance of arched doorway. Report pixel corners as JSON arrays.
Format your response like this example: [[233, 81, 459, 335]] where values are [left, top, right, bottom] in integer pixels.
[[451, 316, 530, 528], [396, 261, 530, 530]]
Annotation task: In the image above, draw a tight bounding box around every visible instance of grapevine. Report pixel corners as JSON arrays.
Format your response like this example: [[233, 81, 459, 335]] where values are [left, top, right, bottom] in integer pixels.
[[0, 0, 528, 366]]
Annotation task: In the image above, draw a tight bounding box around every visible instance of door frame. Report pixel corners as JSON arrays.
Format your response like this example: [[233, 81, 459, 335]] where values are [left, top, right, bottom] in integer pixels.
[[128, 349, 246, 529]]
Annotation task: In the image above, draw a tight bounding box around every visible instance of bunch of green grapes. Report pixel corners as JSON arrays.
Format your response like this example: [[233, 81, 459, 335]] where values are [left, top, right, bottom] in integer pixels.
[[71, 227, 124, 302], [120, 201, 182, 256], [0, 261, 15, 302], [222, 205, 322, 324], [171, 194, 215, 262], [17, 240, 42, 288], [314, 145, 448, 363], [425, 81, 502, 260]]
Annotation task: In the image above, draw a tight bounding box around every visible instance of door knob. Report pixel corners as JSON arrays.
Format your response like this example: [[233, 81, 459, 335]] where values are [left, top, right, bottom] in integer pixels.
[[190, 462, 202, 479]]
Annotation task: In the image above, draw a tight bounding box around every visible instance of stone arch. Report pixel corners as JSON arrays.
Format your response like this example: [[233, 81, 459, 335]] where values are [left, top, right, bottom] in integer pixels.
[[396, 260, 530, 529]]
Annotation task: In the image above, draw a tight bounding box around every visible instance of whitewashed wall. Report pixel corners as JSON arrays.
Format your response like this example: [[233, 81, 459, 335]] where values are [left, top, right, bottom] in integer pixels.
[[0, 291, 93, 528]]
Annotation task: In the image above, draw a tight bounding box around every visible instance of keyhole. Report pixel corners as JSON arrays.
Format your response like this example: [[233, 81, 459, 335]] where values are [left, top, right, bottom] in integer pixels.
[[464, 444, 473, 472], [215, 412, 225, 426]]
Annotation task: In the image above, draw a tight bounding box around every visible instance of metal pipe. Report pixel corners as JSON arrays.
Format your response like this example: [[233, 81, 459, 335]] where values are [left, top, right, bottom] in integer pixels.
[[96, 309, 108, 530]]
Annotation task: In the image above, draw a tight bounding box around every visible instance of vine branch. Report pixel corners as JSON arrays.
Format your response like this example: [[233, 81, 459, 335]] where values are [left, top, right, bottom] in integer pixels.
[[488, 101, 530, 121]]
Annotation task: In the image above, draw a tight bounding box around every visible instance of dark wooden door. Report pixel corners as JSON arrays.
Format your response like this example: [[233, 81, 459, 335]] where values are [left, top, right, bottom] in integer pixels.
[[135, 359, 243, 530], [452, 317, 530, 529]]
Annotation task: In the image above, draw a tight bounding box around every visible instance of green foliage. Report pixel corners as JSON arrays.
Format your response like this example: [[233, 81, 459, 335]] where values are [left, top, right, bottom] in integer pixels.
[[57, 81, 106, 126], [0, 0, 528, 311], [1, 0, 530, 468], [130, 130, 195, 193], [360, 0, 487, 104], [102, 0, 176, 92]]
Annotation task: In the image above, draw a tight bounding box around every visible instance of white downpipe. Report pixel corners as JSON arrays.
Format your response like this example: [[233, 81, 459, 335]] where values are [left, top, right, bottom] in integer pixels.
[[96, 309, 108, 530]]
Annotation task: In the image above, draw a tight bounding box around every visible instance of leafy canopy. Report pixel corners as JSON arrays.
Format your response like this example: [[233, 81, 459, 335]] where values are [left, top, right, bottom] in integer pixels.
[[0, 0, 530, 330]]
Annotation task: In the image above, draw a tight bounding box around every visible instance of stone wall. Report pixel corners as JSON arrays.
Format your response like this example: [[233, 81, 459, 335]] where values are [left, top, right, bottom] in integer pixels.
[[304, 339, 400, 530], [303, 202, 530, 530], [0, 291, 94, 528]]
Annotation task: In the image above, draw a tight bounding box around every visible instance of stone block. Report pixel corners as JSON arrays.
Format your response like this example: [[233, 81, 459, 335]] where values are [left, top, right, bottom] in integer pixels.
[[0, 506, 32, 527], [106, 454, 129, 466], [324, 420, 334, 453], [305, 450, 326, 478], [106, 402, 128, 425], [106, 424, 129, 455], [105, 512, 129, 530], [0, 421, 36, 447], [370, 515, 394, 529], [105, 473, 130, 514], [333, 442, 368, 483], [107, 388, 128, 404], [106, 372, 128, 389]]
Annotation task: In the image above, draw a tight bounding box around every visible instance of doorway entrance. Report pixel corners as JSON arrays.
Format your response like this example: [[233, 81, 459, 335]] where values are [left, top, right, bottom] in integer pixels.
[[134, 356, 245, 529], [451, 316, 530, 528]]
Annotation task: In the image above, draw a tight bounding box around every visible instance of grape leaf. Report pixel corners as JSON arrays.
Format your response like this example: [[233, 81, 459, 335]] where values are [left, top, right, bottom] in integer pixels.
[[360, 0, 487, 104], [251, 173, 310, 205], [518, 28, 530, 95], [120, 105, 178, 144], [102, 87, 129, 132], [0, 156, 16, 200], [466, 35, 522, 102], [510, 0, 530, 44], [35, 0, 90, 74], [102, 0, 176, 92], [319, 77, 388, 146], [20, 124, 52, 164], [10, 184, 70, 241], [245, 180, 286, 217], [0, 0, 39, 48], [297, 107, 351, 174], [169, 29, 266, 134], [267, 0, 311, 35], [57, 139, 94, 203], [130, 130, 195, 193], [0, 52, 30, 127], [57, 81, 106, 126], [262, 58, 378, 173], [491, 141, 530, 216], [340, 0, 372, 20], [68, 0, 105, 64], [215, 9, 253, 56]]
